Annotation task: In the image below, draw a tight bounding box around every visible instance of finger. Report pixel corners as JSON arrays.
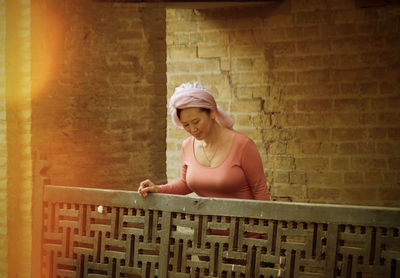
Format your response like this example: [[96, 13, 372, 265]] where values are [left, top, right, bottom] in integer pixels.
[[139, 187, 148, 198], [140, 181, 150, 189], [142, 187, 154, 197]]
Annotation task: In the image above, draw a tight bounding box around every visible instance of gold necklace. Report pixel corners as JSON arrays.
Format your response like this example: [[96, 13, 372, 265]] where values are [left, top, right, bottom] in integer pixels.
[[201, 143, 218, 166]]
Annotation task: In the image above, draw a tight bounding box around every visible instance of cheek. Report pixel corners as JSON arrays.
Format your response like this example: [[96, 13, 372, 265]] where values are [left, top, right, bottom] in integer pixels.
[[200, 120, 211, 131]]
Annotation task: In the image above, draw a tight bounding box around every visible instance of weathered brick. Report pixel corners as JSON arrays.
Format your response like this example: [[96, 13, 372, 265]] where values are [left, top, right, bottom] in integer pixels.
[[197, 45, 228, 58], [275, 55, 323, 70], [308, 187, 341, 203], [230, 44, 264, 57], [274, 157, 296, 170], [232, 58, 257, 72], [168, 46, 197, 59], [321, 142, 339, 154], [270, 141, 287, 155], [287, 84, 338, 97], [233, 114, 252, 127], [331, 158, 349, 171], [333, 98, 368, 111], [387, 97, 400, 111], [271, 184, 307, 201], [297, 70, 330, 83], [264, 14, 294, 27], [273, 71, 296, 84], [274, 171, 289, 183], [198, 74, 230, 87], [263, 27, 288, 41], [329, 113, 359, 127], [323, 54, 361, 68], [388, 128, 400, 140], [341, 187, 378, 203], [388, 158, 400, 170], [295, 11, 332, 26], [289, 171, 306, 184], [307, 172, 323, 185], [287, 141, 302, 154], [358, 143, 376, 154], [296, 128, 330, 140], [165, 0, 400, 208], [323, 172, 344, 186], [296, 157, 329, 171], [301, 142, 321, 154], [351, 158, 387, 171], [379, 187, 400, 201], [231, 72, 264, 85], [339, 143, 359, 154], [344, 172, 364, 185], [376, 143, 394, 154], [265, 42, 296, 55], [291, 0, 328, 13], [377, 112, 400, 125], [167, 21, 197, 32], [332, 128, 367, 141], [296, 40, 331, 54], [297, 99, 332, 111], [331, 68, 371, 82], [365, 172, 383, 185], [203, 30, 229, 45], [168, 74, 198, 85]]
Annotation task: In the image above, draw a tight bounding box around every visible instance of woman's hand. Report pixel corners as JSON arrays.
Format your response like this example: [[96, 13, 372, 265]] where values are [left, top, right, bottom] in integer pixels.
[[138, 179, 158, 198]]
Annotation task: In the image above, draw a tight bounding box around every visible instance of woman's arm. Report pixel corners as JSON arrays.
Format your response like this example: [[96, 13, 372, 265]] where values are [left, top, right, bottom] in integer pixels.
[[241, 139, 270, 201], [138, 139, 193, 197], [138, 165, 192, 197]]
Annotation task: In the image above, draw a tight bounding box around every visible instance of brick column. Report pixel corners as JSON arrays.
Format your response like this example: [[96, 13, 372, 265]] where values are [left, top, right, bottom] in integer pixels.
[[31, 0, 167, 190], [0, 0, 7, 275], [4, 0, 33, 276]]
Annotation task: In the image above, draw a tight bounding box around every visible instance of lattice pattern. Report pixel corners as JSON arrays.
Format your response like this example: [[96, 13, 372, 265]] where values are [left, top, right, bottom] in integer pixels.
[[43, 203, 164, 277], [41, 199, 400, 278], [336, 225, 400, 278]]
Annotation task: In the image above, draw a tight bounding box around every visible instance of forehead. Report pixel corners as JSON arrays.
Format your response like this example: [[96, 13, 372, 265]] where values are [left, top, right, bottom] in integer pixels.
[[179, 107, 206, 122]]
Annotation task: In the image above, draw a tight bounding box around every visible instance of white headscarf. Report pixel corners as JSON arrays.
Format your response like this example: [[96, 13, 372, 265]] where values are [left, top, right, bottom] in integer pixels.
[[169, 82, 234, 130]]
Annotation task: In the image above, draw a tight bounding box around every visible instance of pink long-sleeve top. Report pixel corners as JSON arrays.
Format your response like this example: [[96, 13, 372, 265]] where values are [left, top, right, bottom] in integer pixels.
[[158, 132, 270, 200]]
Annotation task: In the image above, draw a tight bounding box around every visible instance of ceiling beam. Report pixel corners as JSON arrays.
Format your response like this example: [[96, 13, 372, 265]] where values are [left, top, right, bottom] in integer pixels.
[[96, 0, 279, 9]]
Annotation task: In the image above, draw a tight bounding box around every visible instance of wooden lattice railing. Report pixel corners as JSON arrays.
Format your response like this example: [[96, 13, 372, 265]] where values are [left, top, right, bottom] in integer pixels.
[[36, 184, 400, 278]]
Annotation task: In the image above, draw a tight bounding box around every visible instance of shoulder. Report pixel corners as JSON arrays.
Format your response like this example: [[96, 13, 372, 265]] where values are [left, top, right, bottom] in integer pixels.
[[232, 132, 260, 156], [234, 132, 254, 147], [181, 136, 193, 150]]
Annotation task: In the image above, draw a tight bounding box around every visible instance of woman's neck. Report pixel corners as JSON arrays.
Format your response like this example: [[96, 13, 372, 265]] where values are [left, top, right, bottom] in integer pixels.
[[202, 122, 224, 146]]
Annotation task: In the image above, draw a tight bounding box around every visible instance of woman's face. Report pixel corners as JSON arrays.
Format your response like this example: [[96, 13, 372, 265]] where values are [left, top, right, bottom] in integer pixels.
[[179, 107, 215, 140]]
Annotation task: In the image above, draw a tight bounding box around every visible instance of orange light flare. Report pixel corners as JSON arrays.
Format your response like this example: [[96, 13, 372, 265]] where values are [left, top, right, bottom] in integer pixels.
[[31, 3, 66, 98]]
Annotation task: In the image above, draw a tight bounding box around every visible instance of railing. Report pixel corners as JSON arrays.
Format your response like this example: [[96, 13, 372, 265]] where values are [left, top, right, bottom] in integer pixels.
[[37, 184, 400, 278]]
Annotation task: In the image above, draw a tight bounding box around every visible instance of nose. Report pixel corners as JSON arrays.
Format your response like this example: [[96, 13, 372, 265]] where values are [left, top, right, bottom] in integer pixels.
[[190, 125, 198, 133]]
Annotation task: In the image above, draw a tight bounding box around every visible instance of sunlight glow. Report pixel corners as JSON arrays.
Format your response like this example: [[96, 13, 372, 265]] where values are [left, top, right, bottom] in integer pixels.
[[0, 0, 8, 277], [3, 0, 33, 277]]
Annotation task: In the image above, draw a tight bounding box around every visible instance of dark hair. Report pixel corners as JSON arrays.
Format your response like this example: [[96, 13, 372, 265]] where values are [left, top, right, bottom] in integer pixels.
[[177, 107, 211, 120]]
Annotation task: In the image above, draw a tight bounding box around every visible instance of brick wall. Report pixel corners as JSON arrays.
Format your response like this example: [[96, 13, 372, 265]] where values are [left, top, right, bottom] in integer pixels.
[[166, 1, 400, 206], [3, 0, 33, 276], [31, 0, 167, 190], [0, 0, 7, 275]]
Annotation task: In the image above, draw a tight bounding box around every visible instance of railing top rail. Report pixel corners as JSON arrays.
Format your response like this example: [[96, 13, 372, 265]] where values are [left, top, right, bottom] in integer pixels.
[[44, 184, 400, 227]]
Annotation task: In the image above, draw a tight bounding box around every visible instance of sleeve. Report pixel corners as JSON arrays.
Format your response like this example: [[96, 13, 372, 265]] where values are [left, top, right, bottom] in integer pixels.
[[241, 139, 270, 201], [157, 139, 193, 195]]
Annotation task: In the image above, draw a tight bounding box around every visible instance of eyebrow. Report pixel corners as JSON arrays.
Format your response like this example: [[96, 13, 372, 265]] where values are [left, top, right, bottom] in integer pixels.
[[181, 118, 199, 125]]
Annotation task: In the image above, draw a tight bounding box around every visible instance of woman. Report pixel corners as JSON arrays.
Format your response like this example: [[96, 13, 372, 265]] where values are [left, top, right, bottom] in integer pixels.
[[138, 82, 270, 201]]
